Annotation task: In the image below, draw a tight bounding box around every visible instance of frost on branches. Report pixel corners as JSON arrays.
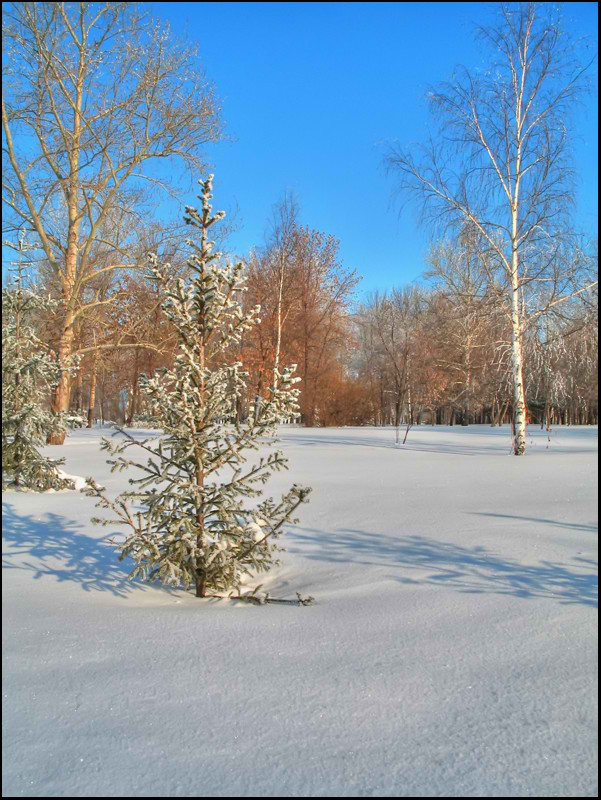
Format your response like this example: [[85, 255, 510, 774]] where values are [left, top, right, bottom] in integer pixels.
[[2, 262, 75, 491], [84, 176, 312, 598]]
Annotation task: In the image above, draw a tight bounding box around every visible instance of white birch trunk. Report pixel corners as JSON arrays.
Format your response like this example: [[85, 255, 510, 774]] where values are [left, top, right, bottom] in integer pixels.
[[510, 228, 527, 455]]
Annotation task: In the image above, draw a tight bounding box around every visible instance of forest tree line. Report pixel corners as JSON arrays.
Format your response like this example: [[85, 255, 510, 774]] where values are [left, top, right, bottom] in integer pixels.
[[8, 208, 596, 431]]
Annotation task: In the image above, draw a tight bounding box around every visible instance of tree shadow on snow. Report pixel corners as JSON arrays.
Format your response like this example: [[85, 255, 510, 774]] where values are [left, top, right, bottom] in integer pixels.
[[1, 503, 176, 598], [470, 512, 598, 534], [289, 524, 598, 607], [280, 432, 505, 456]]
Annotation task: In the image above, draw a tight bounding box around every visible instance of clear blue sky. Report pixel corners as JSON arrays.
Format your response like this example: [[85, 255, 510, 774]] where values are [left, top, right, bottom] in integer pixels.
[[147, 1, 598, 299], [3, 2, 597, 296]]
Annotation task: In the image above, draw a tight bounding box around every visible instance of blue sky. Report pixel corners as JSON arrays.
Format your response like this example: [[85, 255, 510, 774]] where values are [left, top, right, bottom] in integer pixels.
[[3, 2, 597, 296], [147, 1, 598, 299]]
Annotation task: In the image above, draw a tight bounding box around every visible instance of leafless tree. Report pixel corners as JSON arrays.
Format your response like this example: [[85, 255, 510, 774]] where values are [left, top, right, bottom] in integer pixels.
[[425, 228, 499, 424], [2, 2, 223, 441], [386, 2, 597, 454], [266, 192, 299, 382], [290, 226, 359, 426]]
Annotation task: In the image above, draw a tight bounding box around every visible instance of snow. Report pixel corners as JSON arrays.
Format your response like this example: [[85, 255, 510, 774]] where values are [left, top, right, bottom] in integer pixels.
[[2, 424, 598, 798], [55, 470, 88, 492], [4, 470, 88, 494]]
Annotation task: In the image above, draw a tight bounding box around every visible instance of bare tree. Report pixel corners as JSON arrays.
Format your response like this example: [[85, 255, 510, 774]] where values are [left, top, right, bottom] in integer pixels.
[[362, 289, 419, 431], [290, 226, 359, 426], [2, 2, 223, 441], [244, 193, 299, 418], [425, 228, 499, 424], [386, 2, 596, 454], [266, 192, 299, 382]]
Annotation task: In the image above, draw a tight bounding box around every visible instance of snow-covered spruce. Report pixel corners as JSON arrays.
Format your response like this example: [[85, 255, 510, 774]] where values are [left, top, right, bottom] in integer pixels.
[[2, 253, 78, 491], [84, 175, 311, 598]]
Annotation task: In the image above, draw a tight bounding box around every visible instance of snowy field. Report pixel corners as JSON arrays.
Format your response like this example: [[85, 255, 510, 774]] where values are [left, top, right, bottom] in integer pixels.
[[2, 424, 598, 798]]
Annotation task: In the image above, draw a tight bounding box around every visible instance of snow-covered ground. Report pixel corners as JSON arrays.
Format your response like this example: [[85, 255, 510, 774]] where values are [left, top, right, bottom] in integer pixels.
[[2, 424, 598, 798]]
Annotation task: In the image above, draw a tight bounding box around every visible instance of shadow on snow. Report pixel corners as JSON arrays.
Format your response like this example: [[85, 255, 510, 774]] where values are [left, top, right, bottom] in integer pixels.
[[288, 519, 598, 608], [279, 431, 595, 457], [1, 502, 177, 599], [470, 512, 598, 534], [3, 502, 596, 608]]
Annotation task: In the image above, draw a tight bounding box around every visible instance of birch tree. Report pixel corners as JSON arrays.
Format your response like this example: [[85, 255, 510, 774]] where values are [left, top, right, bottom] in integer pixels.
[[386, 2, 596, 454], [267, 192, 299, 383], [2, 2, 223, 442], [244, 194, 299, 414]]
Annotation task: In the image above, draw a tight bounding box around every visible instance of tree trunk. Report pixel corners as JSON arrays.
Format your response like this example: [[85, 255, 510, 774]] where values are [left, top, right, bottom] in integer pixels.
[[72, 367, 83, 413], [48, 62, 83, 443], [126, 349, 140, 426], [509, 309, 527, 453], [195, 569, 206, 598], [48, 321, 75, 444], [87, 357, 98, 428], [394, 397, 402, 429]]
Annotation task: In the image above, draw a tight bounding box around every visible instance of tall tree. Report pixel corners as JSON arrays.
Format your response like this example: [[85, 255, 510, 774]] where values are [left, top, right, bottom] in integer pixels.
[[362, 289, 417, 430], [266, 192, 299, 381], [244, 193, 299, 413], [386, 2, 596, 454], [2, 2, 223, 442], [290, 226, 358, 426]]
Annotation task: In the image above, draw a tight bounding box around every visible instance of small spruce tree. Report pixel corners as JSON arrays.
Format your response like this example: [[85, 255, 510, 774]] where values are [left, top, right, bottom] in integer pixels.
[[2, 254, 74, 491], [84, 176, 311, 598]]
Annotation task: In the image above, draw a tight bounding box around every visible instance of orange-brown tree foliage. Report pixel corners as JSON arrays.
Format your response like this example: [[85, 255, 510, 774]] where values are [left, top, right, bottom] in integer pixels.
[[242, 223, 360, 426]]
